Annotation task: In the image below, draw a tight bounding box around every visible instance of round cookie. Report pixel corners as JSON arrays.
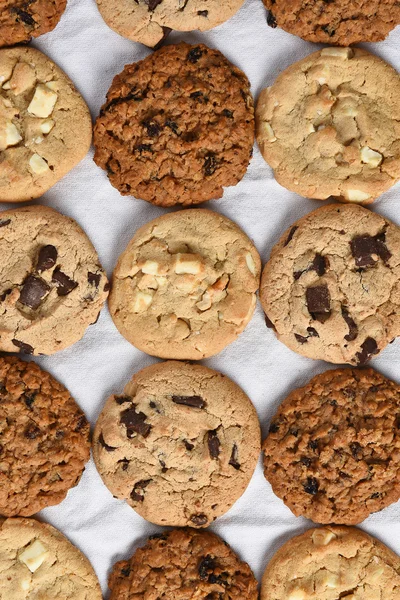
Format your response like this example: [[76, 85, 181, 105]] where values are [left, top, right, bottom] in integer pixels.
[[0, 517, 102, 599], [0, 356, 90, 517], [109, 209, 260, 359], [263, 0, 400, 46], [263, 368, 400, 525], [109, 528, 258, 600], [0, 0, 67, 47], [96, 0, 246, 48], [256, 47, 400, 204], [0, 46, 92, 202], [261, 526, 400, 600], [260, 203, 400, 365], [0, 205, 109, 356], [93, 361, 260, 528], [94, 42, 254, 207]]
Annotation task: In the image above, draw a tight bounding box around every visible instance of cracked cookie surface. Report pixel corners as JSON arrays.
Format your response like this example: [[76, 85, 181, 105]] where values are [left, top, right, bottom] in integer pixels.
[[0, 205, 109, 356], [0, 356, 90, 517], [0, 0, 67, 47], [109, 209, 260, 359], [0, 46, 92, 202], [260, 204, 400, 365], [0, 517, 102, 599], [109, 528, 258, 600], [93, 361, 260, 527], [256, 47, 400, 203], [263, 368, 400, 525], [261, 526, 400, 600], [93, 42, 254, 207], [263, 0, 400, 46]]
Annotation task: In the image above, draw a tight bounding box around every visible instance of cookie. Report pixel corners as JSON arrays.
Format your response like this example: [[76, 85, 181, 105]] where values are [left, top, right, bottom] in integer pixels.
[[109, 528, 258, 600], [261, 526, 400, 600], [0, 356, 90, 517], [263, 367, 400, 525], [109, 209, 260, 359], [93, 42, 254, 207], [260, 203, 400, 365], [96, 0, 246, 48], [256, 47, 400, 203], [0, 205, 109, 356], [263, 0, 400, 46], [0, 0, 67, 47], [0, 517, 102, 599], [93, 361, 260, 528], [0, 46, 92, 202]]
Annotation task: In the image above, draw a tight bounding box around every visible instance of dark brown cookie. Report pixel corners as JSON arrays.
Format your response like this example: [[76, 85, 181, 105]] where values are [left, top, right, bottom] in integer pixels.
[[0, 0, 67, 47], [93, 42, 254, 207], [263, 368, 400, 525], [108, 528, 258, 600], [263, 0, 400, 46], [0, 356, 90, 516]]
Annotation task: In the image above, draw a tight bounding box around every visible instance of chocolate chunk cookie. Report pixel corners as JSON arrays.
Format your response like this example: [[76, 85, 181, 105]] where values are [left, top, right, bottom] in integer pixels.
[[263, 368, 400, 525], [263, 0, 400, 46], [0, 205, 109, 356], [0, 0, 67, 47], [109, 209, 260, 359], [96, 0, 246, 48], [0, 517, 102, 599], [260, 204, 400, 365], [256, 47, 400, 203], [93, 361, 260, 527], [94, 42, 254, 207], [261, 526, 400, 600], [0, 46, 92, 202], [109, 528, 258, 600], [0, 356, 90, 516]]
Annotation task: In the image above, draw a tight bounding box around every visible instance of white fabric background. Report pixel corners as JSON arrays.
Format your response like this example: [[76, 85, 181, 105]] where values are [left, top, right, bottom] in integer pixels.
[[2, 0, 400, 595]]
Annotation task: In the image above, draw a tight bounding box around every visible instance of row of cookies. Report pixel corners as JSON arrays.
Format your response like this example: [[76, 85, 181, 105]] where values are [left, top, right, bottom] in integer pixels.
[[2, 0, 399, 49], [2, 42, 400, 206]]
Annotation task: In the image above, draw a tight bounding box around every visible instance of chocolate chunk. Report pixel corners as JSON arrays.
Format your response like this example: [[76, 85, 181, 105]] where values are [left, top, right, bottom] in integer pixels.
[[307, 327, 319, 337], [131, 479, 151, 502], [99, 432, 117, 452], [312, 254, 329, 276], [199, 556, 216, 580], [356, 337, 379, 365], [52, 268, 78, 296], [153, 27, 172, 50], [145, 0, 162, 9], [375, 232, 392, 263], [350, 235, 379, 268], [198, 10, 208, 16], [190, 513, 208, 526], [187, 47, 203, 63], [120, 404, 152, 438], [115, 395, 132, 404], [74, 415, 88, 432], [88, 272, 101, 287], [303, 476, 319, 495], [267, 11, 277, 27], [284, 226, 298, 247], [228, 444, 240, 470], [159, 459, 167, 473], [37, 245, 57, 272], [19, 275, 50, 310], [306, 285, 331, 319], [341, 306, 358, 341], [12, 339, 34, 354], [172, 395, 205, 409], [183, 439, 194, 451], [118, 458, 130, 471], [265, 314, 276, 330], [207, 430, 220, 459], [25, 423, 40, 439], [23, 394, 35, 409], [12, 7, 35, 26], [295, 333, 309, 344], [204, 154, 217, 176], [0, 219, 11, 227]]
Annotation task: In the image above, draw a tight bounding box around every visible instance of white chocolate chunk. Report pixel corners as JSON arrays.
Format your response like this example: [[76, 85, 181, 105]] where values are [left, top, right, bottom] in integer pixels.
[[8, 62, 36, 95], [39, 119, 55, 134], [174, 254, 203, 275], [28, 84, 58, 118], [45, 80, 58, 91], [29, 153, 50, 175], [19, 539, 49, 573], [321, 47, 354, 59], [21, 578, 31, 591], [369, 564, 385, 583], [196, 291, 212, 312], [141, 260, 160, 275], [344, 189, 371, 202], [0, 121, 22, 150], [288, 589, 305, 600], [245, 252, 257, 276], [361, 146, 383, 168], [307, 123, 316, 134], [2, 81, 11, 90], [262, 121, 277, 142], [323, 573, 339, 589], [132, 290, 153, 312], [342, 105, 358, 117], [312, 529, 337, 546]]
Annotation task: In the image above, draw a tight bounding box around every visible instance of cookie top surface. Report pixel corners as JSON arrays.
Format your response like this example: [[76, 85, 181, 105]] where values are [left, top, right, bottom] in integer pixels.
[[93, 361, 260, 528], [0, 0, 67, 47], [260, 203, 400, 365], [109, 209, 260, 359], [263, 0, 400, 46], [0, 356, 90, 517], [0, 205, 109, 356], [263, 368, 400, 525], [96, 0, 246, 48], [0, 517, 102, 599], [93, 42, 254, 207], [256, 47, 400, 203], [109, 528, 258, 600], [0, 46, 92, 202], [261, 526, 400, 600]]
